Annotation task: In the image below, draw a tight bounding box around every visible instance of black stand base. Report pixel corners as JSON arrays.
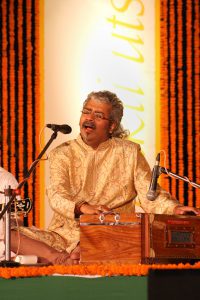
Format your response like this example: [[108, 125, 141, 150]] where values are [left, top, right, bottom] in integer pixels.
[[0, 260, 21, 268]]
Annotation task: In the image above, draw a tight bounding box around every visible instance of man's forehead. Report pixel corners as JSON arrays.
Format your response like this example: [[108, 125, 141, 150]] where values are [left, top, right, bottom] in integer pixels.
[[83, 99, 112, 110]]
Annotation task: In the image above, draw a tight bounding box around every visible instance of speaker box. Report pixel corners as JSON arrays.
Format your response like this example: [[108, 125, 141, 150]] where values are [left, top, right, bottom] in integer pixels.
[[148, 269, 200, 300]]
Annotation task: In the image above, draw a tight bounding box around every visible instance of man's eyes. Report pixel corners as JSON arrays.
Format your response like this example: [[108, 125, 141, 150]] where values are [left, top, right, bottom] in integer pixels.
[[82, 109, 104, 119], [94, 112, 104, 119]]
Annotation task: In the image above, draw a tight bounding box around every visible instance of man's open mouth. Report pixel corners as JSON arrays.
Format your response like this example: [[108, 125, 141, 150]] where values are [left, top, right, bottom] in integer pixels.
[[82, 121, 96, 130]]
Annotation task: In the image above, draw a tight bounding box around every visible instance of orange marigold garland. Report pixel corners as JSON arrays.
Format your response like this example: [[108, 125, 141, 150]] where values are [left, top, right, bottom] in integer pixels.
[[1, 263, 200, 279], [0, 0, 40, 226], [160, 0, 200, 207]]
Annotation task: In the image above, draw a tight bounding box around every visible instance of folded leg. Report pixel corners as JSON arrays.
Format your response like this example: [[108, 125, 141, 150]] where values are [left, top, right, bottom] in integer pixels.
[[11, 230, 79, 265]]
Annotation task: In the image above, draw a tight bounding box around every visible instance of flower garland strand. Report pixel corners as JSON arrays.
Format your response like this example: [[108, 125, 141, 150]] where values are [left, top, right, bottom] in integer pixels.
[[0, 0, 40, 226], [1, 262, 200, 279], [160, 0, 200, 207]]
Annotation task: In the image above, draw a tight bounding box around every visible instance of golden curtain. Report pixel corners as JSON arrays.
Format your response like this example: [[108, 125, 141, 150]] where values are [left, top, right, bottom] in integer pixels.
[[160, 0, 200, 207], [0, 0, 40, 226]]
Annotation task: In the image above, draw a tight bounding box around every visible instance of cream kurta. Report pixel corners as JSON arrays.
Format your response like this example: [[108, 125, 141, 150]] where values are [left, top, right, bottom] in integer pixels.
[[41, 135, 179, 253]]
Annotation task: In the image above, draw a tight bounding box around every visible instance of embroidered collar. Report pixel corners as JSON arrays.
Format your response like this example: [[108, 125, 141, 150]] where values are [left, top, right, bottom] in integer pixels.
[[76, 134, 113, 151]]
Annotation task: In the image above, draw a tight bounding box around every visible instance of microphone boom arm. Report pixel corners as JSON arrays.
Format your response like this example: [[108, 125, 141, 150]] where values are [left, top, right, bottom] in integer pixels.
[[0, 130, 58, 220], [159, 167, 200, 189]]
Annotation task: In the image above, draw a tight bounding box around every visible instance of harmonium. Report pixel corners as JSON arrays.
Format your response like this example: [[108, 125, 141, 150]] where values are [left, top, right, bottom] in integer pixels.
[[80, 212, 200, 264]]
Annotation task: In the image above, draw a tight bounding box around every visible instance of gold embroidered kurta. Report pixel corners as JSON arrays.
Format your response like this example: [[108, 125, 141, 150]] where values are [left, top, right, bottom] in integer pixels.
[[40, 135, 179, 253]]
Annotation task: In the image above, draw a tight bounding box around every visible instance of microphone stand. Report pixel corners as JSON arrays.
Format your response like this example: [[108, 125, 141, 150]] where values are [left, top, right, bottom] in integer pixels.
[[159, 167, 200, 189], [0, 186, 20, 267], [0, 130, 58, 267]]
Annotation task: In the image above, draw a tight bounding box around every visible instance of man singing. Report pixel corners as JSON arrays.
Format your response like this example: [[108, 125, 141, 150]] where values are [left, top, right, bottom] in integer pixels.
[[10, 90, 200, 265]]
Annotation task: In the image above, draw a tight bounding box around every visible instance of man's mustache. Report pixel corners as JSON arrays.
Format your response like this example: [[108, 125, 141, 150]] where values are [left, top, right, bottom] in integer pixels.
[[82, 121, 96, 129]]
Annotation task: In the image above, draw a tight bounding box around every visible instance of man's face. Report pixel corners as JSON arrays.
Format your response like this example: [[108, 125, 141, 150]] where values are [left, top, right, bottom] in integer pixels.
[[79, 97, 116, 149]]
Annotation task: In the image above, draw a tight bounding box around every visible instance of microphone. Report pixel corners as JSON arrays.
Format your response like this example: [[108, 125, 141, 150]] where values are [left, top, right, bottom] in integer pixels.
[[46, 124, 72, 134], [146, 153, 161, 201]]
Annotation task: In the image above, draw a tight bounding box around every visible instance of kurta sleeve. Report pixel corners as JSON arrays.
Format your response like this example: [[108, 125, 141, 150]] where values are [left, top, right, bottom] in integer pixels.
[[46, 144, 83, 252], [133, 145, 181, 215], [46, 146, 76, 221]]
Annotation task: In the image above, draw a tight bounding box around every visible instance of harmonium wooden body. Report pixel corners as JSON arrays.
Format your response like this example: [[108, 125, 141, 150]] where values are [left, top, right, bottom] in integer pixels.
[[80, 212, 200, 264]]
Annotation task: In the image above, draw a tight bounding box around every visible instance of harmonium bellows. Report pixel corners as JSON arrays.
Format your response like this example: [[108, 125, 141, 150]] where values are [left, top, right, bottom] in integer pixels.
[[80, 212, 200, 264]]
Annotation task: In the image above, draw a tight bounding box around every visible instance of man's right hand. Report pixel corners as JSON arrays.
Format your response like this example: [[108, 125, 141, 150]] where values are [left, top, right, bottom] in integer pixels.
[[80, 203, 110, 215]]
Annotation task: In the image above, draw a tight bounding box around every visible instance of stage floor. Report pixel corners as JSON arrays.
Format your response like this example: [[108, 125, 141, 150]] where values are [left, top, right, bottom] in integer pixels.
[[0, 276, 147, 300]]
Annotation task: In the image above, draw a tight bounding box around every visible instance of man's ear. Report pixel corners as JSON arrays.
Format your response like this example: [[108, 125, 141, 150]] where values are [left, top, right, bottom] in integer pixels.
[[109, 122, 117, 134]]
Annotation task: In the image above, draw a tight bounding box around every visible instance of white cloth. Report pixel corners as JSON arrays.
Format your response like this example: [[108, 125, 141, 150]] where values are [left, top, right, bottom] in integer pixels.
[[0, 167, 19, 203]]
